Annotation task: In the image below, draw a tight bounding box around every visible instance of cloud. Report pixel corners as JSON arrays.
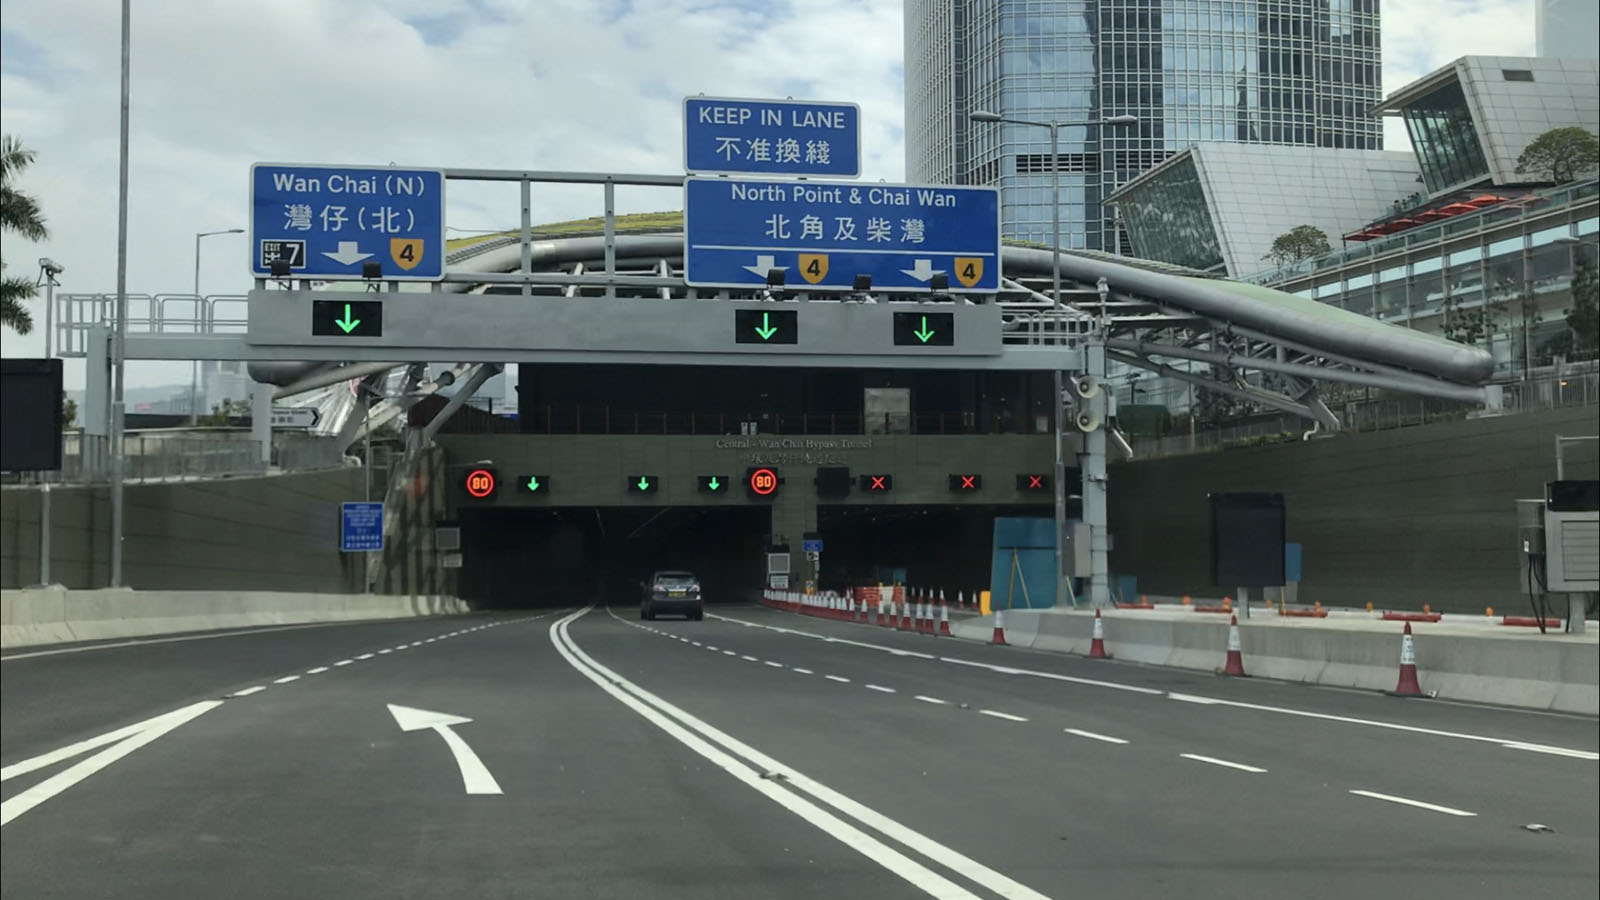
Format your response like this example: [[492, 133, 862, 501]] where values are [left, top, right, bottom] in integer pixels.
[[0, 0, 904, 386]]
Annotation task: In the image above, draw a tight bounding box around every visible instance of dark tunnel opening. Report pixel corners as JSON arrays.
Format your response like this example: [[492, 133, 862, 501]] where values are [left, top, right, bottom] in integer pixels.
[[457, 506, 769, 609], [815, 504, 1057, 593]]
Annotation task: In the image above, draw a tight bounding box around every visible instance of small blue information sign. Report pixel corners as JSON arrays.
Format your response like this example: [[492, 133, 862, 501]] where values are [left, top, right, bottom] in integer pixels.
[[250, 163, 446, 281], [802, 539, 824, 553], [684, 176, 1001, 293], [341, 501, 385, 552], [684, 96, 860, 177]]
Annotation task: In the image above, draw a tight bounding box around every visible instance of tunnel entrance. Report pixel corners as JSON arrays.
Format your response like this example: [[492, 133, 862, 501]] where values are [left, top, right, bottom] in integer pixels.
[[816, 504, 1057, 595], [457, 506, 769, 609]]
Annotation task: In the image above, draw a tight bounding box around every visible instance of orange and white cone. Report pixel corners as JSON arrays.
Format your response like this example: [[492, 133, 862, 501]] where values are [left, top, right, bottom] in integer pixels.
[[1088, 609, 1109, 659], [901, 594, 916, 632], [991, 609, 1008, 645], [1223, 614, 1246, 676], [1391, 622, 1424, 697], [938, 600, 952, 636], [921, 598, 933, 634]]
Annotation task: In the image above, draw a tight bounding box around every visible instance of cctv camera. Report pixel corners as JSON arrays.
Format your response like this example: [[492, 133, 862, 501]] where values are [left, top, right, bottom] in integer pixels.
[[39, 258, 65, 275]]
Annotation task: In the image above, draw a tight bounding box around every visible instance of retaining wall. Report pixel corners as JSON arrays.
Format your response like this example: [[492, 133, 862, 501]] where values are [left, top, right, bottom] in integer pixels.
[[1, 587, 467, 649]]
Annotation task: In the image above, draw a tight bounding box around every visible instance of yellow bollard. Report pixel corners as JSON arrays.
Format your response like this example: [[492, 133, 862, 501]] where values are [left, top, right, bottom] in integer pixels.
[[979, 590, 992, 616]]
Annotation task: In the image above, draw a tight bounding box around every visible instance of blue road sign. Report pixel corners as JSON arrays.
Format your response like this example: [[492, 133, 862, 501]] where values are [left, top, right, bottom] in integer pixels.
[[684, 96, 860, 177], [341, 501, 385, 552], [802, 539, 824, 553], [250, 163, 446, 281], [684, 176, 1001, 293]]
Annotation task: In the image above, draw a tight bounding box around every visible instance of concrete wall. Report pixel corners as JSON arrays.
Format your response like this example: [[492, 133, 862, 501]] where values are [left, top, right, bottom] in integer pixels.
[[2, 457, 450, 599], [1108, 406, 1600, 615]]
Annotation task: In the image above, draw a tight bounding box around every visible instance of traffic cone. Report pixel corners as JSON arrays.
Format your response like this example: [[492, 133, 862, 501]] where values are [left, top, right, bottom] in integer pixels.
[[938, 600, 952, 636], [876, 591, 887, 627], [900, 594, 915, 631], [1088, 609, 1109, 659], [920, 598, 932, 634], [957, 590, 966, 611], [991, 609, 1008, 645], [1223, 615, 1246, 676], [1390, 623, 1424, 697]]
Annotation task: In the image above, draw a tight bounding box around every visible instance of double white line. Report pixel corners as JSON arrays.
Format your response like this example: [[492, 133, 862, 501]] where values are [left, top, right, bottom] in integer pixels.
[[551, 608, 1048, 900]]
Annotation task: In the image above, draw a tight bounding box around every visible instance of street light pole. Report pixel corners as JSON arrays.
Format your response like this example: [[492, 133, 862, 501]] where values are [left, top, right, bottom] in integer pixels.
[[968, 110, 1136, 610], [109, 0, 131, 588], [191, 229, 244, 424]]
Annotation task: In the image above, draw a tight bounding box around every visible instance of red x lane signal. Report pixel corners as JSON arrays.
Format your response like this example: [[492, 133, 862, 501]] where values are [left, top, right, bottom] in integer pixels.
[[1017, 473, 1048, 491], [949, 474, 982, 491], [859, 474, 893, 492]]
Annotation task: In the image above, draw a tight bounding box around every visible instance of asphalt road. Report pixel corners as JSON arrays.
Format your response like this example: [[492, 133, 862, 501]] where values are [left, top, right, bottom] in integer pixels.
[[3, 604, 1596, 899]]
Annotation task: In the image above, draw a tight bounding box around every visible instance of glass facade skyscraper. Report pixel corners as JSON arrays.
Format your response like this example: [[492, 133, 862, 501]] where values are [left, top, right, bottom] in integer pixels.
[[904, 0, 1384, 251]]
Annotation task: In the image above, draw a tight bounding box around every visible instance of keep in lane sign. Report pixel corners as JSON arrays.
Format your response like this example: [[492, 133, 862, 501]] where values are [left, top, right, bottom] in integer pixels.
[[250, 163, 446, 281], [684, 96, 860, 177], [684, 176, 1001, 293]]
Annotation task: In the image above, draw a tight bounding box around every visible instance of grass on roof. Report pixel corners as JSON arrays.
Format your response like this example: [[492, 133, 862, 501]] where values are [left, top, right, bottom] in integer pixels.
[[446, 210, 684, 251]]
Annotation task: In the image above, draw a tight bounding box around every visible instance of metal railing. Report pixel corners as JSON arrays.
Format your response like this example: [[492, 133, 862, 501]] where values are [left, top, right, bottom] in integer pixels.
[[49, 293, 251, 357], [4, 430, 351, 484]]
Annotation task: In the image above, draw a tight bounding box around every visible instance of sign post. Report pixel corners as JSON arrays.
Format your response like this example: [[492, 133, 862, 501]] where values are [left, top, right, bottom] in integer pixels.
[[250, 163, 446, 282], [684, 177, 1000, 294]]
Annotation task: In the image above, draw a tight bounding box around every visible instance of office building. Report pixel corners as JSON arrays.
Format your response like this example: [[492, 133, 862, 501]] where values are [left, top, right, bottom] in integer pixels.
[[903, 0, 1383, 251]]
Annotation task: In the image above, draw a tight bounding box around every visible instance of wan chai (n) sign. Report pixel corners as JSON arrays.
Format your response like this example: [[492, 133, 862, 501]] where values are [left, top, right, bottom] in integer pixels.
[[683, 176, 1000, 293]]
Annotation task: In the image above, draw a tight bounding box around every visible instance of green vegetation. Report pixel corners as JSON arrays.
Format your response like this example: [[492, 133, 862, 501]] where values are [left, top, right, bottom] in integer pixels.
[[445, 210, 685, 252], [1514, 126, 1600, 184], [1, 135, 48, 335], [1262, 225, 1331, 269]]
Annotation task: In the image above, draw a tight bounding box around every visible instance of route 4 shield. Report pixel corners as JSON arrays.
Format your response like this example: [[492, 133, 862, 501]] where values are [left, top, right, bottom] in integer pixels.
[[391, 238, 423, 271], [954, 257, 984, 288], [798, 253, 829, 284]]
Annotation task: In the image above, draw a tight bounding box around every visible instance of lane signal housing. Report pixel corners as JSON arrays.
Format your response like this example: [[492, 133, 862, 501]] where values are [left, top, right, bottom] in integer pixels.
[[464, 467, 498, 499], [948, 473, 982, 492], [1017, 473, 1048, 492], [860, 473, 893, 493], [746, 466, 780, 498]]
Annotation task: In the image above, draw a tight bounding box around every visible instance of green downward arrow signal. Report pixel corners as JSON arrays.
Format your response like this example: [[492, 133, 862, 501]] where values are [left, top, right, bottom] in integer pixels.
[[335, 303, 361, 334], [914, 315, 935, 343], [754, 312, 778, 340], [526, 476, 540, 492], [636, 476, 651, 491], [707, 477, 721, 491]]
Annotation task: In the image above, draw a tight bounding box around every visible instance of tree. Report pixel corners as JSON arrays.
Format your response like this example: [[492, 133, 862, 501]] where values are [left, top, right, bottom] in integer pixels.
[[1514, 126, 1600, 184], [1568, 258, 1600, 356], [1262, 225, 1331, 269], [199, 398, 252, 426], [1, 135, 49, 335], [61, 393, 77, 428]]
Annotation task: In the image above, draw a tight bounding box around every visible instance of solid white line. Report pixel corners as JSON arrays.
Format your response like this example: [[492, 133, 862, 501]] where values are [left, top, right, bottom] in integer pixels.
[[1502, 742, 1600, 760], [305, 666, 329, 674], [825, 675, 852, 683], [272, 675, 301, 684], [231, 686, 266, 697], [764, 661, 785, 668], [793, 667, 814, 675], [0, 701, 222, 826], [0, 620, 396, 661], [334, 659, 353, 667], [1180, 753, 1266, 773], [866, 684, 897, 694], [2, 720, 155, 782], [978, 709, 1028, 722], [551, 609, 1047, 900], [914, 695, 948, 705], [1349, 789, 1475, 817], [1065, 728, 1128, 745]]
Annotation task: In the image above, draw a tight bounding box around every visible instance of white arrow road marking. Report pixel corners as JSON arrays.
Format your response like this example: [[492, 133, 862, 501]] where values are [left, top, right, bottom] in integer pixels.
[[900, 258, 944, 281], [387, 704, 502, 795], [1, 701, 223, 826], [742, 254, 785, 277], [322, 241, 374, 266]]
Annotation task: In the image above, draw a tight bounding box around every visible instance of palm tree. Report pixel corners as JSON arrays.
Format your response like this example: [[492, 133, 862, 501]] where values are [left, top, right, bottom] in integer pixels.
[[1, 135, 50, 335]]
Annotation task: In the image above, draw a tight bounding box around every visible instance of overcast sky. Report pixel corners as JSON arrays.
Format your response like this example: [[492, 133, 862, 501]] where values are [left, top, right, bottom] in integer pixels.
[[1, 0, 1536, 389]]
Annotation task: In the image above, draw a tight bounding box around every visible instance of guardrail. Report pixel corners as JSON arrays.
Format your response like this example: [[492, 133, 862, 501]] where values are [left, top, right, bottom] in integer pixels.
[[3, 431, 350, 485]]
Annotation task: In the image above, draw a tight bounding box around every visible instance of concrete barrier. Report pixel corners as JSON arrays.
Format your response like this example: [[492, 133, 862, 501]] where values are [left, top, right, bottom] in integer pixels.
[[1, 587, 469, 649], [951, 608, 1599, 716]]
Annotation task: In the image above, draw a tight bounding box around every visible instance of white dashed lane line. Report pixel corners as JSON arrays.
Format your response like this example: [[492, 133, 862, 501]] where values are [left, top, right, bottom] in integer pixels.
[[793, 668, 814, 675], [333, 659, 353, 667], [272, 675, 300, 685], [978, 709, 1029, 722], [764, 661, 785, 668], [914, 695, 948, 705], [1180, 753, 1266, 773], [740, 655, 760, 662], [1065, 728, 1128, 745], [356, 653, 375, 660], [1349, 790, 1475, 817], [865, 684, 897, 694], [305, 667, 329, 675], [231, 686, 265, 697], [825, 675, 852, 683]]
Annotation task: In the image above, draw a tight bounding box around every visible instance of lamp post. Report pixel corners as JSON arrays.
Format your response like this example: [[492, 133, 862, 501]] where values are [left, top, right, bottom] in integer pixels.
[[191, 228, 244, 424], [968, 110, 1137, 609]]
